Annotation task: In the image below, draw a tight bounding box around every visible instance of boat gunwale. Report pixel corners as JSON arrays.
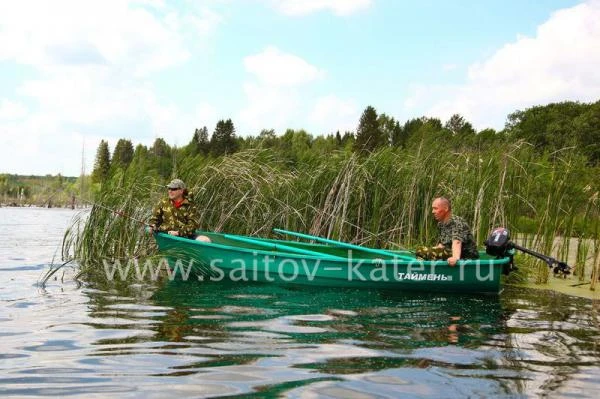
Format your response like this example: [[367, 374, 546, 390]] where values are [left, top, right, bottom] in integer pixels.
[[155, 232, 512, 267]]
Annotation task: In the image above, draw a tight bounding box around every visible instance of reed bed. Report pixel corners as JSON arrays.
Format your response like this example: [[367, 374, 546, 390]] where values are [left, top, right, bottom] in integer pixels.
[[63, 142, 600, 287]]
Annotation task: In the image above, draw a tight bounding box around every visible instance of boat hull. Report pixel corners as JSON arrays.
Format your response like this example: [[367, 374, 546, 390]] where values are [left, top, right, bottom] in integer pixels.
[[154, 232, 510, 293]]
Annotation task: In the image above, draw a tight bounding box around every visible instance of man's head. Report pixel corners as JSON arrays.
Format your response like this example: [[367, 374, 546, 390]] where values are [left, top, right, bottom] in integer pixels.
[[432, 197, 451, 222], [166, 179, 186, 201]]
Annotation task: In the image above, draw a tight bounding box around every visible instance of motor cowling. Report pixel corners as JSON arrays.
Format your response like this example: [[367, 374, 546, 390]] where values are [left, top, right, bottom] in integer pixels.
[[485, 227, 513, 257]]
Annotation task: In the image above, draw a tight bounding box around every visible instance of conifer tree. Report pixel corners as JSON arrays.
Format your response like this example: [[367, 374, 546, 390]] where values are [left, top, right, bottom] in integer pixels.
[[190, 127, 210, 155], [149, 138, 172, 178], [335, 130, 342, 146], [91, 140, 111, 183], [112, 139, 134, 169], [210, 119, 238, 156], [391, 120, 406, 148], [354, 106, 385, 153]]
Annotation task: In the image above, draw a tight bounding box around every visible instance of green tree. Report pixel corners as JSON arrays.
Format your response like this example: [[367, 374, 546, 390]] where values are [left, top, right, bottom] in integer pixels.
[[573, 101, 600, 164], [189, 127, 210, 155], [376, 114, 406, 148], [401, 117, 433, 145], [258, 129, 277, 148], [354, 106, 386, 153], [149, 138, 172, 179], [124, 144, 149, 182], [506, 101, 587, 151], [112, 139, 134, 169], [377, 113, 394, 146], [150, 138, 170, 157], [313, 134, 338, 155], [210, 119, 238, 156], [53, 173, 64, 190], [91, 140, 111, 183], [404, 117, 444, 147], [445, 114, 475, 136], [478, 128, 497, 138], [341, 131, 354, 144], [291, 129, 312, 156], [335, 131, 342, 146]]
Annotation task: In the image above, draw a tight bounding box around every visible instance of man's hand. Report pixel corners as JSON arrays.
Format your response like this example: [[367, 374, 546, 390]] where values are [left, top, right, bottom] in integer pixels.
[[168, 230, 180, 236], [449, 239, 462, 267], [147, 225, 156, 234], [447, 257, 458, 267]]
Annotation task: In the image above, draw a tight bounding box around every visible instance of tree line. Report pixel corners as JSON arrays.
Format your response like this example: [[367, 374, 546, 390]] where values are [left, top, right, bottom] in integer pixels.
[[91, 100, 600, 184], [0, 174, 79, 207]]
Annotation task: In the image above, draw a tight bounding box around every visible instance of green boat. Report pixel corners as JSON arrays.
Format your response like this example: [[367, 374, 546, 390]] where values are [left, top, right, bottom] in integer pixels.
[[154, 229, 512, 294]]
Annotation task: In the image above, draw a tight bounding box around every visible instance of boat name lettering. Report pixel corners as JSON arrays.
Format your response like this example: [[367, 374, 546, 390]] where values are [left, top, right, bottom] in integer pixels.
[[397, 273, 451, 281]]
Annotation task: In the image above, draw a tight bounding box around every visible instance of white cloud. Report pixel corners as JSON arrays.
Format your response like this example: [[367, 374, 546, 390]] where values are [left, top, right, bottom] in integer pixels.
[[310, 95, 359, 133], [0, 0, 193, 76], [271, 0, 372, 16], [0, 0, 221, 175], [238, 82, 301, 134], [442, 63, 457, 72], [0, 100, 28, 120], [404, 0, 600, 129], [187, 8, 224, 36], [0, 113, 75, 175], [243, 46, 325, 87], [239, 47, 324, 133]]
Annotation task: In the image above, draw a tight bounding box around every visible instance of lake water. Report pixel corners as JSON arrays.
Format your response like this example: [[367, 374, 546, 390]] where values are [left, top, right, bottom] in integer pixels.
[[1, 207, 599, 398]]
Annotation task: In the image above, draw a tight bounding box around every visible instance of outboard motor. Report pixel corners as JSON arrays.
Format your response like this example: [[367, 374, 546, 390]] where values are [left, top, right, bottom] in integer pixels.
[[485, 227, 512, 257], [485, 227, 571, 277]]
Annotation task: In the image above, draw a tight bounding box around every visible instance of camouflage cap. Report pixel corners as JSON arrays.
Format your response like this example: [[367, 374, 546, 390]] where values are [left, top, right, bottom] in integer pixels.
[[166, 179, 186, 190]]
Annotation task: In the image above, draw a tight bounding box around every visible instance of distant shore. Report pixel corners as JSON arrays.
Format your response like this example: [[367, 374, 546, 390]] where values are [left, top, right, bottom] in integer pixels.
[[0, 203, 89, 209]]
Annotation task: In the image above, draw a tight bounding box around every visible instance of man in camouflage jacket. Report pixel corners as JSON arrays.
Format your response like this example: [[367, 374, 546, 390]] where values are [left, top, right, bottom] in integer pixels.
[[415, 197, 479, 266], [149, 179, 199, 238]]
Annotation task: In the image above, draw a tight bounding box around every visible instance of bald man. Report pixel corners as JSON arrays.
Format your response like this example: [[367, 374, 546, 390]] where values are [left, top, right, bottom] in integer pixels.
[[415, 197, 479, 266]]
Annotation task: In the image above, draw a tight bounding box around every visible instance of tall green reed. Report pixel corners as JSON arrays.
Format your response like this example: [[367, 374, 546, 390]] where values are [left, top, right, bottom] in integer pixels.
[[64, 142, 599, 286]]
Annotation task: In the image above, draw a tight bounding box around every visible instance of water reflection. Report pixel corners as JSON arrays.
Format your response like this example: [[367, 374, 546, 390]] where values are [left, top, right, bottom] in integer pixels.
[[72, 280, 511, 397], [68, 279, 599, 398], [1, 208, 599, 398]]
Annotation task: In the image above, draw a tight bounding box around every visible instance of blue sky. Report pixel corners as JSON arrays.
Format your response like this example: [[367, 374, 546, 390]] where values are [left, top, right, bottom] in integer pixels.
[[1, 0, 598, 176]]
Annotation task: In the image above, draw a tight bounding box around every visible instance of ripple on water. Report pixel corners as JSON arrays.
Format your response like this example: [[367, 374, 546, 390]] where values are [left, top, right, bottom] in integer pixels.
[[233, 330, 291, 340], [215, 305, 277, 315], [409, 346, 498, 366], [1, 264, 44, 271], [227, 294, 273, 299], [132, 383, 240, 398], [190, 314, 234, 320], [228, 316, 329, 334], [7, 300, 37, 308], [86, 328, 156, 344], [287, 367, 506, 398], [286, 314, 336, 322], [0, 353, 29, 360], [105, 303, 172, 311], [0, 384, 137, 398], [328, 309, 359, 317], [22, 339, 82, 352]]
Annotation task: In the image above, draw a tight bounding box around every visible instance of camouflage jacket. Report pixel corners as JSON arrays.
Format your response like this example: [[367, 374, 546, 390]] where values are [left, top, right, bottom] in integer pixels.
[[149, 198, 198, 238], [438, 215, 479, 259]]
